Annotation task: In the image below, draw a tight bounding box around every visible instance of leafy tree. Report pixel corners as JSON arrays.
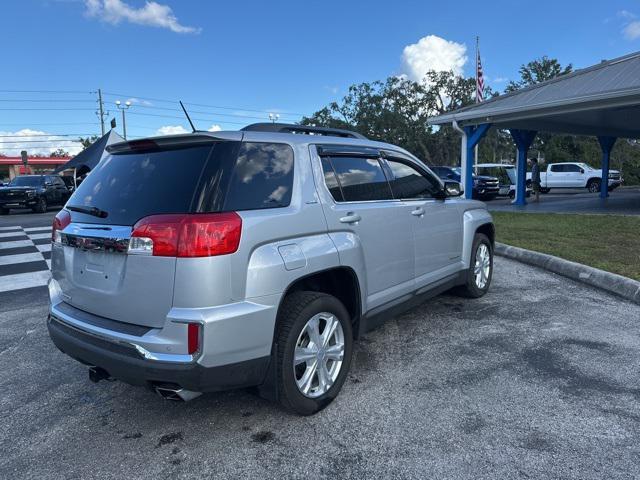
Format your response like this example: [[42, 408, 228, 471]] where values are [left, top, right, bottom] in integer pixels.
[[506, 56, 573, 92], [78, 135, 99, 150], [49, 148, 69, 158]]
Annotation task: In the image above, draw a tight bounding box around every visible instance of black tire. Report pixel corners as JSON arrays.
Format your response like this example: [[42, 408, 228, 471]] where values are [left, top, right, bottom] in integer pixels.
[[33, 197, 47, 214], [0, 206, 8, 215], [508, 190, 515, 199], [454, 233, 493, 298], [587, 179, 600, 193], [275, 291, 353, 416]]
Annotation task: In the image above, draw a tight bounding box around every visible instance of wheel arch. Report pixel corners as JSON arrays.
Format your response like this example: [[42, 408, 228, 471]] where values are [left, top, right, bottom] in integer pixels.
[[275, 266, 362, 339]]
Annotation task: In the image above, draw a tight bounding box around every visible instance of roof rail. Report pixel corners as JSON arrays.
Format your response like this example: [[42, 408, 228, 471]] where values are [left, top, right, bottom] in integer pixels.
[[241, 122, 367, 140]]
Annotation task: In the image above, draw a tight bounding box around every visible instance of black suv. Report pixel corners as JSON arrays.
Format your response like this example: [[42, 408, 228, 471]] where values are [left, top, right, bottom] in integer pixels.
[[0, 175, 71, 214]]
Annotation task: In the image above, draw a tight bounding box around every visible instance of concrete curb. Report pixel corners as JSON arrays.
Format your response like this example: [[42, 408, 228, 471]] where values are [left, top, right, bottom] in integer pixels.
[[494, 242, 640, 305]]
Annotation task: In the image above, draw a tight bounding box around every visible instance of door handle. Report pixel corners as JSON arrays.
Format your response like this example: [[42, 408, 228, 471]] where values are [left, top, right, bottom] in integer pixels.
[[411, 207, 425, 217], [339, 212, 361, 224]]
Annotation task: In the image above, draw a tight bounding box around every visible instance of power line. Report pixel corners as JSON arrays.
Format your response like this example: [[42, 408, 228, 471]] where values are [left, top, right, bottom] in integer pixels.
[[0, 108, 96, 111], [0, 89, 93, 94], [0, 134, 96, 138], [101, 91, 310, 117]]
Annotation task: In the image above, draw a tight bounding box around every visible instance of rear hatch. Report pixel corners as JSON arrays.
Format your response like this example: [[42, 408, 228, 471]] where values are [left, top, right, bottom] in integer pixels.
[[52, 137, 241, 328]]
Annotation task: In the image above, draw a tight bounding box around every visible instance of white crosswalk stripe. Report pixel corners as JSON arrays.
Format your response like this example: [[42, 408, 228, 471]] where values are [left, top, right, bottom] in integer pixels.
[[0, 252, 45, 266], [0, 239, 34, 249], [0, 231, 27, 238], [0, 225, 52, 293]]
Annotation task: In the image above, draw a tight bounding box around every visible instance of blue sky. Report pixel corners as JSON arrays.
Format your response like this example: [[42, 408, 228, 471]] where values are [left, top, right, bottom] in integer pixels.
[[2, 0, 640, 154]]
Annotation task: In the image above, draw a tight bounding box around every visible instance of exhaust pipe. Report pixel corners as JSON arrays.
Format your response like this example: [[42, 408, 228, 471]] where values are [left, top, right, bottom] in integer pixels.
[[154, 385, 202, 402]]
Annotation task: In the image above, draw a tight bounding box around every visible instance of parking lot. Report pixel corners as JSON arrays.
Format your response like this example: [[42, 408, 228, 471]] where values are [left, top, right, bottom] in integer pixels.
[[488, 186, 640, 215], [0, 212, 639, 479]]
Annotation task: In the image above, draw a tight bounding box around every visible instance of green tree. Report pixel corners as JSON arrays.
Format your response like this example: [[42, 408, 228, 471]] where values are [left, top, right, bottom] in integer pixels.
[[506, 56, 573, 92], [49, 148, 69, 158], [78, 135, 99, 150]]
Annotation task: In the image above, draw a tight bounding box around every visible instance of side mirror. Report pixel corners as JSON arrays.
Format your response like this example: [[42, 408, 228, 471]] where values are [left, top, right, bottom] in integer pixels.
[[444, 181, 463, 197], [580, 169, 584, 174]]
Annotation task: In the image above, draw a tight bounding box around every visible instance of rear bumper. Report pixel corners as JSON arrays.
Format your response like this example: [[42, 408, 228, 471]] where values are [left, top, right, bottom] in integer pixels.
[[48, 314, 271, 391]]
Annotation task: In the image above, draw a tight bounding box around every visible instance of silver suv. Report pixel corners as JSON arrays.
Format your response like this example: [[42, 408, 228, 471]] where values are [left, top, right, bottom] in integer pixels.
[[48, 123, 494, 415]]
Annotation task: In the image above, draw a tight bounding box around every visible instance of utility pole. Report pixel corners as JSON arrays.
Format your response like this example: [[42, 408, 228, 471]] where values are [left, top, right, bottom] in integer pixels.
[[96, 89, 108, 136]]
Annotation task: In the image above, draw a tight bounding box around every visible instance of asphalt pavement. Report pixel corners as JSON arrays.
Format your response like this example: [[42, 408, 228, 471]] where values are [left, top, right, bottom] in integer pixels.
[[1, 213, 639, 478], [487, 186, 640, 215]]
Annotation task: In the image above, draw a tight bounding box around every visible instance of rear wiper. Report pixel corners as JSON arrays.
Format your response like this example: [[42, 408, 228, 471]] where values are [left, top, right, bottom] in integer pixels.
[[67, 205, 109, 219]]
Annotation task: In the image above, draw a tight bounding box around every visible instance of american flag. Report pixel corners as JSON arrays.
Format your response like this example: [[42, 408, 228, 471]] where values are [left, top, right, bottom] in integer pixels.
[[476, 39, 484, 103]]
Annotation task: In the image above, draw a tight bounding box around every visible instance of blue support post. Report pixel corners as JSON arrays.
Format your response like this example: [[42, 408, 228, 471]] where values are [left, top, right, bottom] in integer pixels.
[[462, 123, 491, 200], [597, 136, 616, 199], [509, 129, 537, 206]]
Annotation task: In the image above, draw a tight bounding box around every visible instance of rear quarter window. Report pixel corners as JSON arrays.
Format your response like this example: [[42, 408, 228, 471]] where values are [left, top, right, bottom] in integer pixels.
[[222, 142, 294, 211]]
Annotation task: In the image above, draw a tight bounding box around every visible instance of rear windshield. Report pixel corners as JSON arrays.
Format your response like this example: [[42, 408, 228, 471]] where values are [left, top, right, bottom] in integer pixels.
[[66, 141, 295, 225]]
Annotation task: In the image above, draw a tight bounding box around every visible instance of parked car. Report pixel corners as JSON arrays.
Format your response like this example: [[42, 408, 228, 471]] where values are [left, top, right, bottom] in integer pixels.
[[525, 162, 623, 193], [0, 174, 71, 214], [431, 166, 500, 200], [47, 123, 495, 415], [475, 163, 532, 199], [60, 175, 76, 194]]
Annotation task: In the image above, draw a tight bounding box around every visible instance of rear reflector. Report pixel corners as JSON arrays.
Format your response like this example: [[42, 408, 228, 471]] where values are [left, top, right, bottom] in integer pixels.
[[52, 210, 71, 243], [187, 323, 200, 355], [129, 212, 242, 257]]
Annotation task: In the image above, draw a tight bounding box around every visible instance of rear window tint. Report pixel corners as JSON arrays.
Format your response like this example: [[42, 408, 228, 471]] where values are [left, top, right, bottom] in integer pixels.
[[68, 145, 214, 225], [222, 142, 294, 211]]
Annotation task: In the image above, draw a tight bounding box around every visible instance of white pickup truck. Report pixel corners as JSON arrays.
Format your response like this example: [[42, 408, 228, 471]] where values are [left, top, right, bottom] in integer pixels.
[[527, 162, 623, 194]]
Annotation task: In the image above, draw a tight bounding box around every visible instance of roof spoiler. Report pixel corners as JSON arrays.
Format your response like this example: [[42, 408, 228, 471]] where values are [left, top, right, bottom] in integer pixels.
[[106, 133, 235, 154], [241, 122, 367, 140]]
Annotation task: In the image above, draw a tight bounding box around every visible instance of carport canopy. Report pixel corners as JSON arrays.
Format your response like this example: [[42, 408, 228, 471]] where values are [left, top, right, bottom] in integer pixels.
[[428, 50, 640, 205]]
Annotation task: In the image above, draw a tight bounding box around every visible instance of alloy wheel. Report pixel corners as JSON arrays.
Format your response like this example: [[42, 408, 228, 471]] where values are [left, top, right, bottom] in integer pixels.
[[474, 243, 491, 289], [293, 312, 345, 398]]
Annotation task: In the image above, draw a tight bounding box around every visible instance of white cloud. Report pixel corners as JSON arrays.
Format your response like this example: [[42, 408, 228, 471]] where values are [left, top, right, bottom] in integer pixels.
[[126, 97, 153, 106], [401, 35, 468, 81], [623, 20, 640, 40], [207, 124, 222, 132], [0, 129, 83, 156], [84, 0, 201, 34], [155, 125, 189, 136], [618, 10, 637, 20]]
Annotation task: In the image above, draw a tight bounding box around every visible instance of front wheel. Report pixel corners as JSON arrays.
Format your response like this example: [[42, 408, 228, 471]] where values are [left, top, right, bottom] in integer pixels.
[[33, 198, 47, 213], [587, 179, 601, 193], [276, 291, 353, 416], [455, 233, 493, 298]]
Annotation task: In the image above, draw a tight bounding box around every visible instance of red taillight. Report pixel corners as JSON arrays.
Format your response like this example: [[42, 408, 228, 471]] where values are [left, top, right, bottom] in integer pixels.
[[52, 209, 71, 243], [187, 323, 200, 355], [129, 213, 242, 258]]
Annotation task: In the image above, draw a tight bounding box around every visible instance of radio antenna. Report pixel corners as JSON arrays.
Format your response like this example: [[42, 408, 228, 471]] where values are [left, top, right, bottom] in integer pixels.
[[179, 100, 196, 132]]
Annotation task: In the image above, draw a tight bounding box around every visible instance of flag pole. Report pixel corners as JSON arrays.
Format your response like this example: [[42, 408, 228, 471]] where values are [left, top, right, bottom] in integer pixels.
[[474, 37, 479, 172]]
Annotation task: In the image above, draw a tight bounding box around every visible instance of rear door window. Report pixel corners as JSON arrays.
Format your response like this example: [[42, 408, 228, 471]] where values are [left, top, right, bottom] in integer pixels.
[[323, 156, 393, 202]]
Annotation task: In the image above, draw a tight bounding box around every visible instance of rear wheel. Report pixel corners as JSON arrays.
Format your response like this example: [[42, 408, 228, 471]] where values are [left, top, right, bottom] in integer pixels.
[[455, 233, 493, 298], [276, 291, 353, 416], [33, 197, 47, 214], [587, 179, 601, 193]]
